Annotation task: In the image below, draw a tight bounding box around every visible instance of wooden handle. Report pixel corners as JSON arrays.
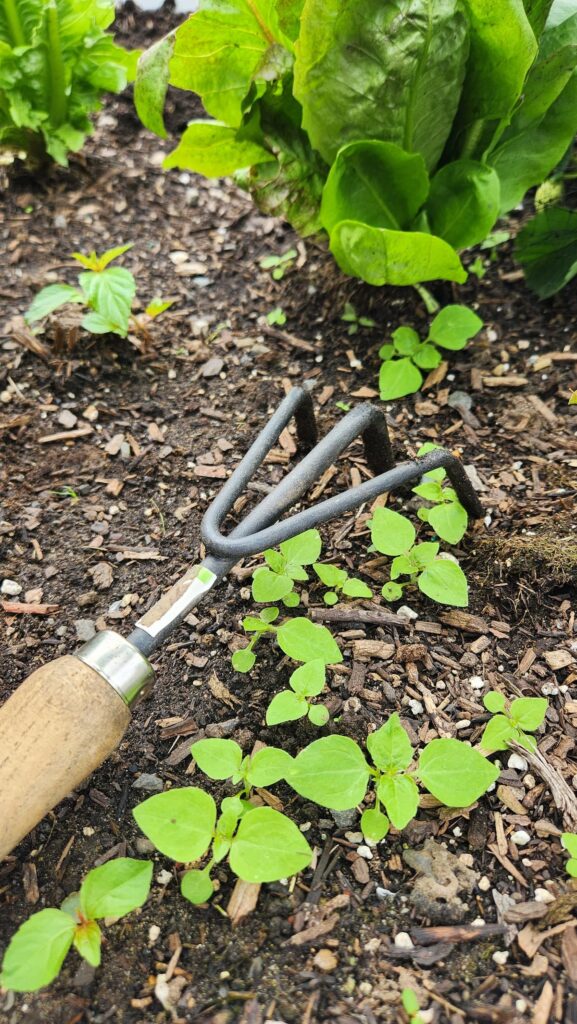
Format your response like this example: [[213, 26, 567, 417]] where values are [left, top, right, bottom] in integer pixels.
[[0, 656, 131, 860]]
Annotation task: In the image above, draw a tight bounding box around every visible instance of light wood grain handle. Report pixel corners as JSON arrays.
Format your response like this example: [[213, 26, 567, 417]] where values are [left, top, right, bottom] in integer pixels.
[[0, 656, 131, 860]]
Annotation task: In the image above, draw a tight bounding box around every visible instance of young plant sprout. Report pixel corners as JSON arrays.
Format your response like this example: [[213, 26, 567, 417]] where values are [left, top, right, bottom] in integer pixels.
[[561, 834, 577, 878], [251, 529, 322, 608], [413, 443, 469, 545], [481, 692, 548, 753], [266, 659, 329, 727], [259, 248, 297, 280], [341, 302, 376, 335], [313, 561, 372, 605]]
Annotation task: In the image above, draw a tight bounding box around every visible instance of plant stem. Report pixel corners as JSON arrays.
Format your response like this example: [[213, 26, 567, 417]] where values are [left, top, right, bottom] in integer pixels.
[[4, 0, 27, 46], [45, 1, 67, 127]]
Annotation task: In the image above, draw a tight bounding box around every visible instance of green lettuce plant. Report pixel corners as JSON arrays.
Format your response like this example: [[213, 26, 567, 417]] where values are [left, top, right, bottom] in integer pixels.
[[481, 691, 548, 752], [379, 305, 483, 400], [561, 833, 577, 877], [515, 205, 577, 297], [266, 658, 329, 727], [134, 0, 577, 287], [0, 0, 137, 166], [370, 506, 469, 607], [0, 859, 152, 992]]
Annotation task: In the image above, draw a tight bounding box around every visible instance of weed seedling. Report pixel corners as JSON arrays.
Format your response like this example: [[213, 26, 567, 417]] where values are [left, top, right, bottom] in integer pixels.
[[341, 302, 376, 335], [0, 859, 152, 992], [259, 248, 297, 280], [413, 443, 468, 545], [232, 609, 341, 674], [266, 307, 286, 326], [251, 529, 322, 608], [481, 691, 548, 753], [266, 659, 329, 727], [370, 506, 468, 607], [402, 988, 424, 1024], [379, 305, 483, 400], [313, 562, 372, 605], [561, 834, 577, 877]]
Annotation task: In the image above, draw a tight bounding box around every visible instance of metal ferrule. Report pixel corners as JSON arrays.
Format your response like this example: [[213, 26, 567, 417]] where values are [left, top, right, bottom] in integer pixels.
[[77, 630, 154, 707]]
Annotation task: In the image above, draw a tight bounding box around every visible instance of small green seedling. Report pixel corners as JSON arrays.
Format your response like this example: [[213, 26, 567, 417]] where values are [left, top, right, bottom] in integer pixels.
[[402, 987, 424, 1024], [561, 833, 577, 877], [266, 659, 329, 727], [25, 246, 173, 341], [569, 391, 577, 406], [481, 691, 548, 753], [341, 302, 376, 335], [51, 485, 80, 503], [413, 443, 468, 545], [134, 742, 312, 899], [313, 562, 372, 605], [370, 506, 468, 607], [232, 608, 342, 674], [286, 713, 498, 841], [259, 248, 298, 280], [266, 307, 286, 326], [0, 859, 152, 992], [468, 255, 487, 279], [379, 305, 483, 400], [251, 529, 322, 607]]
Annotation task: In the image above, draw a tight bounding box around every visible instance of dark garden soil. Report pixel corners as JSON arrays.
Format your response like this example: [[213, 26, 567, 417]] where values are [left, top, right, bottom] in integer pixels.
[[1, 6, 577, 1022]]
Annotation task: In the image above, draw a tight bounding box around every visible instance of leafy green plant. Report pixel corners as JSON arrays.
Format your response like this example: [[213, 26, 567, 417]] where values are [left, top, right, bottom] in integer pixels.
[[24, 245, 172, 340], [266, 658, 329, 727], [413, 444, 468, 545], [341, 302, 376, 335], [232, 608, 342, 674], [259, 248, 297, 280], [379, 305, 483, 400], [402, 988, 424, 1024], [251, 529, 322, 608], [561, 833, 577, 877], [134, 2, 577, 287], [515, 205, 577, 297], [481, 691, 548, 753], [266, 306, 286, 326], [287, 713, 499, 842], [313, 562, 372, 606], [134, 742, 312, 899], [370, 507, 468, 608], [0, 859, 152, 992], [0, 0, 137, 167]]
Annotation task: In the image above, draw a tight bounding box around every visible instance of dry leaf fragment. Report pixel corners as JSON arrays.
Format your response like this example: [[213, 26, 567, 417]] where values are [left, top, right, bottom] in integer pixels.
[[90, 561, 114, 590], [227, 878, 260, 925], [207, 672, 242, 707]]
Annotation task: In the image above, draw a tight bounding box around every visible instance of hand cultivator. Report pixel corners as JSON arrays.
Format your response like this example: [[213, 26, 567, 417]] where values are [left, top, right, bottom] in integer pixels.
[[0, 386, 482, 859]]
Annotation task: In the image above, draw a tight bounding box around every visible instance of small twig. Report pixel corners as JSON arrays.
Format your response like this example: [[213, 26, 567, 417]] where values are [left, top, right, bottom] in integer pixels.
[[309, 606, 411, 629], [510, 741, 577, 830]]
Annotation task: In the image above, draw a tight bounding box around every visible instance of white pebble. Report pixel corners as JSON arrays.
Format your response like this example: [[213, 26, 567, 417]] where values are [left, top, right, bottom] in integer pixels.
[[156, 869, 172, 886], [408, 698, 424, 715], [1, 579, 22, 596], [469, 675, 485, 690], [455, 719, 471, 730], [345, 832, 363, 844], [148, 924, 161, 945], [511, 829, 531, 846], [478, 875, 491, 892], [542, 682, 558, 696], [492, 950, 509, 966], [394, 931, 414, 949], [471, 917, 485, 926], [524, 774, 536, 789], [376, 887, 395, 899], [516, 998, 528, 1013], [534, 887, 555, 904], [420, 1011, 434, 1024], [398, 605, 418, 621], [452, 826, 462, 837], [508, 752, 528, 772], [357, 845, 373, 860]]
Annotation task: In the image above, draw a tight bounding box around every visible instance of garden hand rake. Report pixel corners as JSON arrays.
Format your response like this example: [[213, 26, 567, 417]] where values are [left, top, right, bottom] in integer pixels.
[[0, 386, 482, 859]]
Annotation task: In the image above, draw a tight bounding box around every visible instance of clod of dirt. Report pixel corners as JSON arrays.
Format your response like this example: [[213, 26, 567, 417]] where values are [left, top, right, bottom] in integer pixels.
[[403, 838, 478, 924]]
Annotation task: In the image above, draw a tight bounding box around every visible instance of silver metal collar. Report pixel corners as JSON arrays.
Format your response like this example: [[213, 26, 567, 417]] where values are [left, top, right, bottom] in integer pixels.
[[77, 630, 154, 707]]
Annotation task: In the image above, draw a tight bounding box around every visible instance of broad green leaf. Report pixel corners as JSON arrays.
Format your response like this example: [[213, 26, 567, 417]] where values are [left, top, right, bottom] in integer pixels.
[[418, 559, 468, 607], [413, 343, 442, 370], [261, 606, 280, 623], [367, 713, 414, 773], [25, 283, 84, 323], [515, 205, 577, 297], [294, 0, 470, 167], [79, 267, 135, 334], [308, 703, 329, 726], [82, 311, 125, 337], [169, 1, 291, 127], [510, 696, 548, 731], [377, 774, 420, 830], [382, 581, 404, 602], [80, 859, 153, 920], [392, 326, 422, 356], [181, 868, 214, 904], [288, 735, 370, 809], [232, 647, 256, 673], [481, 714, 515, 752], [391, 554, 418, 579], [252, 568, 294, 603], [341, 577, 372, 598], [247, 746, 293, 786], [484, 690, 506, 714], [369, 506, 416, 557], [324, 593, 339, 605], [413, 482, 445, 502], [562, 832, 577, 858], [412, 542, 440, 568], [566, 858, 577, 877], [379, 358, 423, 400], [276, 617, 342, 664], [427, 160, 500, 250], [516, 729, 538, 753], [313, 563, 347, 589], [192, 738, 243, 780], [0, 909, 75, 992], [243, 615, 273, 633], [330, 221, 467, 287], [264, 549, 285, 573], [73, 920, 101, 968], [418, 738, 499, 806], [267, 689, 308, 725], [133, 787, 216, 862], [428, 305, 483, 350], [280, 529, 322, 567], [290, 659, 325, 697], [229, 807, 312, 882], [164, 120, 270, 176], [134, 33, 174, 138], [320, 140, 429, 234], [283, 591, 300, 607], [428, 502, 468, 544], [360, 808, 390, 843]]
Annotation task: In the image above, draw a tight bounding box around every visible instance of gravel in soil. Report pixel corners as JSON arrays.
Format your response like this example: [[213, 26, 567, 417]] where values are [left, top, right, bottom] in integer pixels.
[[1, 7, 577, 1022]]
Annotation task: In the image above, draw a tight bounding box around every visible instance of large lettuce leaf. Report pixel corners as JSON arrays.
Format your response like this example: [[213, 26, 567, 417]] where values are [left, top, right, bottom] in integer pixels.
[[330, 221, 467, 286], [515, 205, 577, 296]]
